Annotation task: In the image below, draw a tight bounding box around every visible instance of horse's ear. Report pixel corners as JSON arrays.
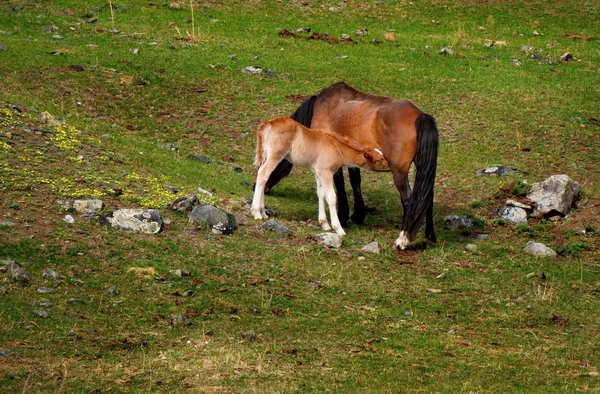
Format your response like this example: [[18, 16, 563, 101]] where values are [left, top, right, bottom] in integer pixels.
[[364, 151, 373, 160]]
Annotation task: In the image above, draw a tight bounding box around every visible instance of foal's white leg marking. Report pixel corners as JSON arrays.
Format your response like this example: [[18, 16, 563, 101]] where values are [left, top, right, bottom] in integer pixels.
[[251, 157, 280, 220], [319, 170, 345, 236], [251, 166, 267, 220], [394, 231, 410, 250], [315, 173, 331, 230]]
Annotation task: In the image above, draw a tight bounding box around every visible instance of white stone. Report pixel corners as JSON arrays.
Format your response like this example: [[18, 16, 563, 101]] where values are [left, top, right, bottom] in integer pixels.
[[524, 241, 557, 258]]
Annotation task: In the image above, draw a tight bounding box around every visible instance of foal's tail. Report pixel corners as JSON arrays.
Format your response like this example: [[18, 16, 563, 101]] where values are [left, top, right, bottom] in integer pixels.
[[254, 122, 270, 167], [402, 112, 439, 240]]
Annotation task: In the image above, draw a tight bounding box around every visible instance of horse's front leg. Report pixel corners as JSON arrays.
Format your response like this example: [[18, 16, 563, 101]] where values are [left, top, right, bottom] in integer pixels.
[[333, 168, 350, 225], [314, 173, 331, 231], [391, 169, 412, 249], [348, 167, 366, 224], [319, 170, 345, 236]]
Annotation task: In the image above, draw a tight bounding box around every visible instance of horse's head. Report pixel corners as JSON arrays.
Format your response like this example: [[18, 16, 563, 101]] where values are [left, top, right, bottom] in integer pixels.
[[364, 148, 390, 172]]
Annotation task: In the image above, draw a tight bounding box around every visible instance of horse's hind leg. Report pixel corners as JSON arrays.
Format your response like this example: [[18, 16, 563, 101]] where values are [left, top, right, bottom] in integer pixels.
[[391, 167, 412, 249], [333, 168, 350, 225], [424, 196, 436, 244], [251, 157, 282, 219], [348, 168, 366, 225]]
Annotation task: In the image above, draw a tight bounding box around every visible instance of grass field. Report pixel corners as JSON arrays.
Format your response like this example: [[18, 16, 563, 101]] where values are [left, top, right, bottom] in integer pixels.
[[1, 1, 600, 392]]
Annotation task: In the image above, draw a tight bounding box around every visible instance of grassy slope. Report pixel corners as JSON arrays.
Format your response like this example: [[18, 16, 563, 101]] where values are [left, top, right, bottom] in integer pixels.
[[1, 1, 600, 392]]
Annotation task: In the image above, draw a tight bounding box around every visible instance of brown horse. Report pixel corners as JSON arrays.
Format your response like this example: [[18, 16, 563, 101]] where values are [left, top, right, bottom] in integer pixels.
[[252, 117, 389, 236], [265, 82, 439, 250]]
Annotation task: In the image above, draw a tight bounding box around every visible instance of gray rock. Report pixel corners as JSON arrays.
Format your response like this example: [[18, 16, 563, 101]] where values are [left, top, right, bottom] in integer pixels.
[[189, 205, 236, 235], [52, 34, 63, 40], [37, 287, 55, 293], [0, 45, 5, 52], [169, 269, 183, 277], [444, 215, 473, 230], [496, 206, 528, 225], [240, 330, 256, 341], [360, 241, 381, 254], [67, 298, 86, 305], [32, 309, 48, 318], [524, 241, 557, 258], [187, 154, 211, 163], [314, 232, 343, 249], [197, 187, 213, 196], [242, 66, 263, 74], [42, 268, 59, 280], [58, 199, 104, 213], [476, 166, 516, 176], [170, 314, 192, 326], [8, 262, 31, 283], [439, 47, 454, 55], [472, 234, 490, 241], [63, 215, 75, 224], [527, 175, 580, 218], [465, 244, 478, 253], [168, 195, 200, 213], [32, 299, 52, 308], [0, 349, 13, 357], [0, 221, 16, 227], [261, 220, 289, 235], [98, 209, 163, 234], [42, 25, 58, 33], [560, 52, 573, 62], [108, 287, 119, 295]]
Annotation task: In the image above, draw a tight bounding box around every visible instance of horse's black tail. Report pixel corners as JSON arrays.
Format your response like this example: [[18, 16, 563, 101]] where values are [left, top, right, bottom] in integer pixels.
[[263, 95, 317, 191], [402, 112, 438, 241]]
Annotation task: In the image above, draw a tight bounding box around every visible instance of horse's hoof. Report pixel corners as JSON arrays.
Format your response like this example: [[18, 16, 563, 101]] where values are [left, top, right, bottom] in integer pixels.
[[320, 222, 332, 231], [394, 231, 410, 250]]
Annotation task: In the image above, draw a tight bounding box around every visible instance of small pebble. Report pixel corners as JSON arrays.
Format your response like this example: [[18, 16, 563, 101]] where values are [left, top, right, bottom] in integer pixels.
[[465, 244, 478, 253], [32, 309, 48, 318], [108, 287, 119, 295], [0, 349, 13, 357]]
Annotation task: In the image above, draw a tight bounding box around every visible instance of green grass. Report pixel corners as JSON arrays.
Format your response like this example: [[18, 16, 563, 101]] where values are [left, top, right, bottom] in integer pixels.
[[1, 1, 600, 392]]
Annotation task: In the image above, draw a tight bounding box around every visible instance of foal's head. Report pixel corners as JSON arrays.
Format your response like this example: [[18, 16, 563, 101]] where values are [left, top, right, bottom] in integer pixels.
[[364, 149, 390, 172]]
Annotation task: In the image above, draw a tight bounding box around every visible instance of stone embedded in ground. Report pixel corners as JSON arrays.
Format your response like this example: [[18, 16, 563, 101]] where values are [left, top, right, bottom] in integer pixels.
[[476, 166, 517, 176], [168, 195, 200, 213], [58, 199, 104, 213], [108, 287, 119, 295], [98, 209, 163, 234], [443, 215, 473, 230], [496, 206, 528, 225], [524, 241, 557, 258], [439, 47, 454, 55], [360, 241, 381, 254], [189, 205, 236, 235], [42, 268, 59, 280], [32, 299, 52, 308], [170, 314, 192, 326], [242, 66, 263, 74], [465, 244, 478, 253], [261, 220, 289, 235], [37, 287, 55, 293], [187, 154, 211, 163], [472, 234, 490, 241], [527, 174, 580, 218], [63, 215, 75, 224], [0, 221, 15, 227], [560, 52, 573, 62], [32, 309, 48, 318], [314, 232, 343, 248], [240, 330, 257, 341], [0, 349, 13, 357], [8, 262, 31, 283]]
